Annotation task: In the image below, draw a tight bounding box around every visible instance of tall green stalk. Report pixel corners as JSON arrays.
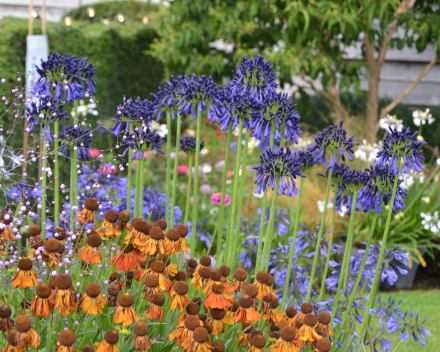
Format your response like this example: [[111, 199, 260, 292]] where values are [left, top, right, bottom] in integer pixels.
[[356, 159, 402, 343], [189, 116, 203, 256], [70, 156, 74, 231], [342, 189, 359, 291], [170, 114, 182, 227], [139, 156, 144, 217], [180, 156, 193, 269], [318, 183, 339, 302], [127, 124, 133, 214], [262, 177, 281, 271], [255, 123, 276, 273], [54, 121, 60, 226], [41, 139, 48, 236], [330, 188, 358, 323], [134, 158, 142, 218], [231, 128, 250, 270], [280, 177, 304, 310], [165, 110, 172, 225], [331, 213, 378, 339], [215, 125, 233, 256], [73, 99, 79, 217], [225, 118, 244, 266], [305, 167, 333, 301]]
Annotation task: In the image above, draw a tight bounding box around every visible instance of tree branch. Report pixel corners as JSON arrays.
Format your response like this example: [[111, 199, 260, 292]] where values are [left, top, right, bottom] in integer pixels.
[[379, 57, 438, 119]]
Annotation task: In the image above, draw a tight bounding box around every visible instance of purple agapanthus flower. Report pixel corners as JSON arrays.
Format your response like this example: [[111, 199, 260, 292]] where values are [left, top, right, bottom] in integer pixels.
[[376, 127, 425, 174], [316, 290, 366, 325], [58, 125, 93, 160], [359, 242, 410, 286], [308, 120, 358, 168], [250, 90, 302, 143], [231, 54, 277, 99], [151, 76, 184, 121], [253, 147, 305, 196], [121, 127, 164, 160], [256, 207, 290, 236], [365, 327, 393, 352], [186, 219, 213, 248], [177, 74, 221, 120], [389, 311, 430, 346], [359, 165, 407, 214], [112, 96, 152, 135], [372, 296, 405, 332], [296, 150, 316, 172], [32, 52, 97, 102], [5, 181, 42, 202], [25, 96, 68, 141], [180, 136, 205, 155], [78, 163, 126, 199], [335, 169, 370, 214]]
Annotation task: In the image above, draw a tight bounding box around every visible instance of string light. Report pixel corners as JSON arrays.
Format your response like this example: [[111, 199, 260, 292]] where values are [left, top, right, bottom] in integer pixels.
[[143, 17, 149, 25], [117, 14, 125, 23], [64, 16, 72, 26]]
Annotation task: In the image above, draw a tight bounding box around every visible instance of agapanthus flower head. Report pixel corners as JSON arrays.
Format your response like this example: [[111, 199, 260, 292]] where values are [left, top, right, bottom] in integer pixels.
[[365, 327, 393, 352], [373, 296, 404, 332], [380, 114, 404, 132], [253, 147, 305, 196], [79, 162, 126, 199], [413, 108, 435, 126], [180, 136, 204, 155], [376, 127, 425, 174], [151, 76, 184, 120], [359, 165, 407, 214], [296, 150, 316, 172], [335, 169, 370, 214], [320, 162, 350, 185], [121, 127, 164, 160], [250, 90, 302, 143], [308, 120, 358, 168], [231, 54, 277, 99], [32, 52, 97, 102], [389, 311, 430, 346], [59, 125, 93, 160], [25, 96, 68, 140], [177, 74, 221, 120], [256, 207, 290, 237], [112, 96, 152, 135]]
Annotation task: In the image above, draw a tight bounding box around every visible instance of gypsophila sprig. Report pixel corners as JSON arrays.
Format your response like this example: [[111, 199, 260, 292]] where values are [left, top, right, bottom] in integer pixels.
[[250, 90, 302, 143], [25, 96, 68, 141], [231, 54, 277, 99], [32, 52, 97, 102], [308, 120, 358, 168], [376, 127, 425, 174], [253, 147, 305, 196], [180, 136, 204, 156]]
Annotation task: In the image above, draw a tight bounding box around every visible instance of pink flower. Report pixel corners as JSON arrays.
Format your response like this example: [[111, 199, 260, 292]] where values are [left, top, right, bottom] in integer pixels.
[[227, 170, 234, 179], [177, 165, 188, 175], [89, 149, 101, 159], [211, 192, 230, 206]]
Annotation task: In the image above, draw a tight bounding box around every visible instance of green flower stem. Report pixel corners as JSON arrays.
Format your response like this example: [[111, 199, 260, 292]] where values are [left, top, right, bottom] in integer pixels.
[[134, 159, 142, 218], [255, 122, 276, 273], [225, 118, 244, 266], [139, 156, 144, 217], [73, 148, 79, 211], [215, 125, 233, 256], [127, 125, 133, 214], [180, 155, 193, 268], [330, 188, 358, 324], [73, 99, 79, 214], [342, 189, 359, 292], [305, 167, 333, 301], [54, 121, 60, 226], [170, 113, 182, 227], [261, 177, 281, 271], [70, 155, 74, 231], [281, 177, 304, 310], [357, 159, 402, 345], [189, 115, 203, 256], [318, 183, 339, 302], [331, 213, 378, 340], [41, 139, 48, 236], [231, 128, 250, 270], [165, 110, 172, 226]]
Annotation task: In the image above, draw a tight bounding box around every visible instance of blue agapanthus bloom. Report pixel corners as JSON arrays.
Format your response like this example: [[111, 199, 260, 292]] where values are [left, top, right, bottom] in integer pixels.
[[326, 254, 374, 293], [32, 52, 97, 102], [112, 96, 152, 135], [256, 207, 290, 237], [359, 242, 410, 286], [335, 169, 370, 214], [359, 165, 407, 214], [231, 54, 277, 99], [376, 127, 425, 174], [78, 163, 126, 199], [365, 327, 393, 352], [121, 127, 164, 160], [253, 147, 305, 196], [250, 90, 302, 143], [308, 120, 358, 168], [296, 150, 316, 172], [180, 136, 205, 155], [316, 290, 366, 325], [320, 162, 351, 185], [25, 96, 68, 141], [389, 311, 430, 346], [372, 296, 404, 332], [5, 181, 42, 202], [186, 219, 213, 248], [58, 125, 93, 160], [151, 76, 184, 121], [214, 84, 253, 131], [177, 74, 221, 120]]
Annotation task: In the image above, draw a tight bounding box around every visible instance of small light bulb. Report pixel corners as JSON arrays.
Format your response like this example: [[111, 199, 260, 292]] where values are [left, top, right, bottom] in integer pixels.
[[143, 17, 149, 25], [64, 16, 72, 26]]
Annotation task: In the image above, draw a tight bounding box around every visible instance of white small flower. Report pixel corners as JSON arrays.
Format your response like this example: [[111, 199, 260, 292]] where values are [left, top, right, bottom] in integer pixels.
[[317, 200, 333, 213], [413, 108, 435, 127], [421, 211, 440, 234], [253, 190, 264, 198], [421, 196, 430, 204], [380, 114, 404, 132]]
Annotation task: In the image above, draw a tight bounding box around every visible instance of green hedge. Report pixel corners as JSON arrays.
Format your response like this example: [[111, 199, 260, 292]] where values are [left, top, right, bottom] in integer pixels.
[[0, 15, 164, 149]]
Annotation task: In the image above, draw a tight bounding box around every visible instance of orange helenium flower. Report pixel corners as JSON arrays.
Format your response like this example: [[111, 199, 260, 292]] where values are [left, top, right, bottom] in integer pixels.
[[205, 282, 234, 310], [110, 242, 144, 272], [80, 283, 106, 315], [170, 281, 190, 312], [78, 198, 99, 225], [14, 316, 41, 349], [97, 210, 120, 239], [96, 330, 120, 352], [234, 295, 262, 324], [145, 293, 165, 322], [54, 274, 77, 315], [114, 293, 138, 327], [12, 258, 38, 289], [31, 283, 54, 318]]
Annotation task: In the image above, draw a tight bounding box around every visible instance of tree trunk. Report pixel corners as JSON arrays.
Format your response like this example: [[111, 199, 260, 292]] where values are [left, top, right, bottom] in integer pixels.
[[365, 70, 379, 143]]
